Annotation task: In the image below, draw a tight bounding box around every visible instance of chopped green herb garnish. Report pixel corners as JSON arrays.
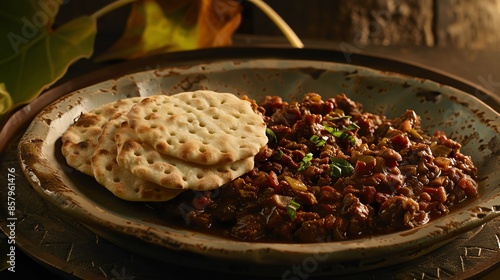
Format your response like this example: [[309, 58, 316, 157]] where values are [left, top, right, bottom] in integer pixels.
[[323, 122, 358, 146], [323, 124, 344, 137], [329, 157, 354, 178], [276, 150, 284, 160], [310, 135, 326, 147], [287, 199, 300, 220], [297, 153, 313, 171], [266, 128, 277, 143]]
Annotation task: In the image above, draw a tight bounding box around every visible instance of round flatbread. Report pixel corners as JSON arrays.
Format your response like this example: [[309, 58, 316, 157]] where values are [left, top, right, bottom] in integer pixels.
[[115, 121, 255, 190], [92, 114, 184, 201], [61, 97, 145, 175], [125, 90, 268, 165]]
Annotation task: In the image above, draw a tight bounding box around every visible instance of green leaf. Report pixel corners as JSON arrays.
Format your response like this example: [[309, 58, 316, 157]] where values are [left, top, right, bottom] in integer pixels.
[[0, 0, 97, 115], [95, 0, 242, 62]]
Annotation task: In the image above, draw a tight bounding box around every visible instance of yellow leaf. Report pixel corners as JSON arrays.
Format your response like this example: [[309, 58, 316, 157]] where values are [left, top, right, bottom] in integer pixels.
[[95, 0, 242, 62]]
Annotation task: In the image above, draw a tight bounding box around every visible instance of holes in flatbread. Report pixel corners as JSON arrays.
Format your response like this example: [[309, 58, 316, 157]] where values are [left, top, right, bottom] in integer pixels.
[[199, 121, 206, 128], [216, 167, 225, 172], [151, 124, 157, 129], [113, 177, 120, 183], [199, 146, 206, 153], [134, 151, 142, 157], [164, 169, 171, 175], [230, 165, 239, 171], [178, 138, 186, 144], [147, 158, 154, 164], [196, 173, 204, 179], [105, 164, 113, 171], [134, 188, 140, 193], [239, 144, 247, 149], [212, 114, 220, 120]]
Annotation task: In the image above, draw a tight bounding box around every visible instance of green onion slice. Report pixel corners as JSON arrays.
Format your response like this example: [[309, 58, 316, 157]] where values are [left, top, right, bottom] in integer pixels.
[[266, 128, 277, 143], [323, 123, 358, 146], [310, 135, 326, 147], [287, 199, 300, 220], [297, 153, 313, 171], [329, 157, 354, 178]]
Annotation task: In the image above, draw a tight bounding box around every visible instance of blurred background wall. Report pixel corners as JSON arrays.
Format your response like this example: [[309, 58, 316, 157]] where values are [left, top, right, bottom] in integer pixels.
[[237, 0, 500, 51], [54, 0, 500, 53]]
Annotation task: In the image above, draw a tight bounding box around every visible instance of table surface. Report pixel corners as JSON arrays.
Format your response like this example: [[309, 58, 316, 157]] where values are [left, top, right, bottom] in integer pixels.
[[1, 35, 499, 279]]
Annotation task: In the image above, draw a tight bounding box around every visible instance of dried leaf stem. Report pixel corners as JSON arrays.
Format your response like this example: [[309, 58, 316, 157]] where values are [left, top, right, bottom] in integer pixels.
[[91, 0, 137, 20], [247, 0, 304, 48]]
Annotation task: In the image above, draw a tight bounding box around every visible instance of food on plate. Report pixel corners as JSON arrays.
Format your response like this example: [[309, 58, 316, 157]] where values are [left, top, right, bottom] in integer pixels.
[[61, 90, 267, 200], [155, 92, 479, 243], [61, 90, 479, 243]]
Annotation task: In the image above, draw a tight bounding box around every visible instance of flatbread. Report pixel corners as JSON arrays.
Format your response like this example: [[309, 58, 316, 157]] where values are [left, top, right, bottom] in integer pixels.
[[115, 121, 255, 190], [125, 90, 267, 165], [61, 97, 144, 175], [91, 114, 184, 201]]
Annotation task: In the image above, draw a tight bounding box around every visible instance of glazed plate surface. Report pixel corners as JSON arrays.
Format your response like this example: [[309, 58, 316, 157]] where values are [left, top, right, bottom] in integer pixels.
[[18, 55, 500, 276]]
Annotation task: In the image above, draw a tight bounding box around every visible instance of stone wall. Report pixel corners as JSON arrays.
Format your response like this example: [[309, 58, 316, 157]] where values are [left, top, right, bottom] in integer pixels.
[[436, 0, 500, 49], [241, 0, 500, 50]]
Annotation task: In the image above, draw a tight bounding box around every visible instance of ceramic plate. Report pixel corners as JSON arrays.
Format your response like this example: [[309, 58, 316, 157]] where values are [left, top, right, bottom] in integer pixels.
[[18, 51, 500, 276]]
